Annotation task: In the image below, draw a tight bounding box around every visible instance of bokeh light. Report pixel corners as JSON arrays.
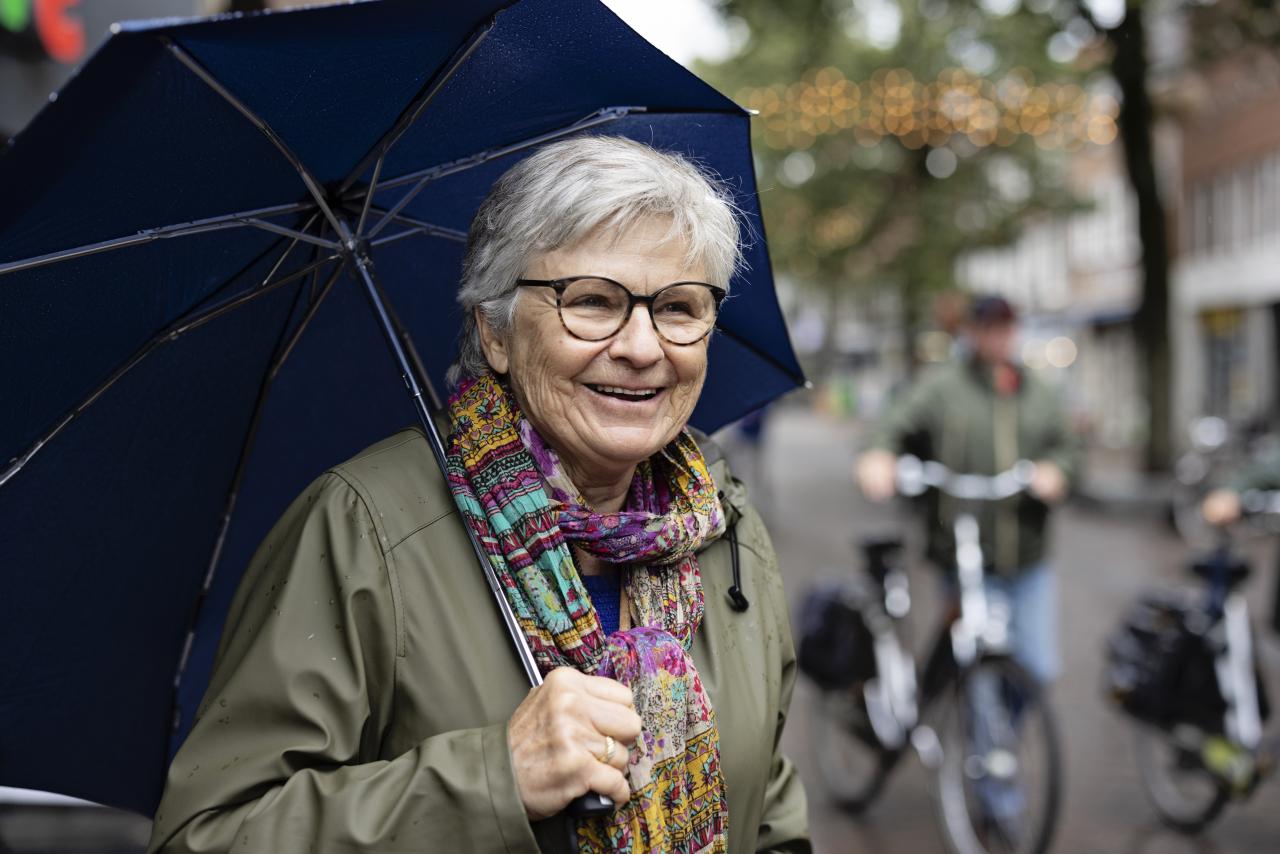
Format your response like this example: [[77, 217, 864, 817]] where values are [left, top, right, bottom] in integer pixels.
[[1045, 336, 1079, 368], [737, 66, 1119, 152]]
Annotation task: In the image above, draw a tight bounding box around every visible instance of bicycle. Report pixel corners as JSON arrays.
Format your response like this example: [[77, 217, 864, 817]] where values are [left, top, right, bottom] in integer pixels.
[[1108, 489, 1280, 833], [1168, 416, 1280, 546], [805, 456, 1063, 854]]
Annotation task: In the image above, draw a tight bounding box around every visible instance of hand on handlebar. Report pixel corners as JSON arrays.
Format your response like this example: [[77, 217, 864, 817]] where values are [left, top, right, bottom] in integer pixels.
[[1202, 488, 1243, 527], [856, 449, 899, 503], [858, 452, 1061, 503], [1029, 460, 1067, 504]]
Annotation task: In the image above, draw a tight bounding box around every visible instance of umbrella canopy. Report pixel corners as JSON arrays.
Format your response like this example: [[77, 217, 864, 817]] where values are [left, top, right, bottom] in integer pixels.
[[0, 0, 804, 815]]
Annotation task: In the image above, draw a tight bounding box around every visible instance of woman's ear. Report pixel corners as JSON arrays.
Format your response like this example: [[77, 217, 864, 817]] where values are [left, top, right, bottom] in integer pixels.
[[475, 307, 510, 375]]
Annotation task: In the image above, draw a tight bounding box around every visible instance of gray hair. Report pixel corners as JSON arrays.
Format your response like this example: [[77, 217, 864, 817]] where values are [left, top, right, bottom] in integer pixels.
[[448, 135, 744, 384]]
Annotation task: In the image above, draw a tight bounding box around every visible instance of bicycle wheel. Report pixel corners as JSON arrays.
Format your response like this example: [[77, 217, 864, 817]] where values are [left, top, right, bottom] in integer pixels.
[[933, 656, 1062, 854], [1132, 724, 1229, 833], [808, 686, 896, 813]]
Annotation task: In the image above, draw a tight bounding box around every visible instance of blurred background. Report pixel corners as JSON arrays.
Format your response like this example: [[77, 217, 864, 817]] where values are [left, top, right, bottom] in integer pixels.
[[3, 0, 1279, 851]]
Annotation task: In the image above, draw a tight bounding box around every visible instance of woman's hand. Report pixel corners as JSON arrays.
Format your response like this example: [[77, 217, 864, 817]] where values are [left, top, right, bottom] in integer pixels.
[[508, 666, 642, 821]]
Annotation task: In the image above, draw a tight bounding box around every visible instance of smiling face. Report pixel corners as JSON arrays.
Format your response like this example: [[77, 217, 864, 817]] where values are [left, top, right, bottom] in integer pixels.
[[477, 216, 710, 490]]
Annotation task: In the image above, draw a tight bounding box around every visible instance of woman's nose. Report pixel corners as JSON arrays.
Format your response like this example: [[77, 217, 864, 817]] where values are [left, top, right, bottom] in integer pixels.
[[607, 305, 665, 365]]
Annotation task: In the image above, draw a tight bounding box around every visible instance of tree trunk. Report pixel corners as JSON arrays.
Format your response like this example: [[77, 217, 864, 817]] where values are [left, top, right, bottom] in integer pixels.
[[1108, 5, 1172, 471]]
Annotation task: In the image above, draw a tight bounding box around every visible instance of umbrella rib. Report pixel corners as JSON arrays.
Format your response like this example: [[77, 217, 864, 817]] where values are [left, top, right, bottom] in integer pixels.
[[715, 322, 808, 387], [354, 155, 384, 240], [308, 222, 329, 303], [367, 211, 467, 247], [361, 208, 466, 241], [350, 240, 538, 685], [337, 12, 501, 199], [346, 225, 443, 411], [172, 257, 349, 696], [0, 201, 317, 278], [363, 104, 752, 201], [159, 36, 346, 240], [0, 254, 336, 489], [241, 217, 340, 249], [363, 106, 640, 239], [264, 212, 322, 305], [369, 227, 465, 248]]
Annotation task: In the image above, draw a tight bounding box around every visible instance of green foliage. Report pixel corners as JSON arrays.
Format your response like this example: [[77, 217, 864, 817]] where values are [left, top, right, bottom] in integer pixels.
[[698, 0, 1100, 313]]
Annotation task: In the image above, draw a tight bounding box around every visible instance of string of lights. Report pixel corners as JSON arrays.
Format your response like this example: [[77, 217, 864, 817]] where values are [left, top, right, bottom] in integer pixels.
[[737, 65, 1119, 152]]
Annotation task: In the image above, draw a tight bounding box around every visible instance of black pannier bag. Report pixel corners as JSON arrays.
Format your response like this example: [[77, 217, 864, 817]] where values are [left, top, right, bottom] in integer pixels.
[[797, 579, 876, 691], [1105, 590, 1270, 732]]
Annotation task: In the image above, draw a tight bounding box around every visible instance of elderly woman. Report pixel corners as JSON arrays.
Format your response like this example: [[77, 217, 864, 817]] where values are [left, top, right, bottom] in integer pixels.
[[148, 136, 808, 854]]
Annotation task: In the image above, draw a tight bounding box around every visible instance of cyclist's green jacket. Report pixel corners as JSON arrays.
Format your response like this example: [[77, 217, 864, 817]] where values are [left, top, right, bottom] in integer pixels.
[[868, 355, 1080, 577], [148, 429, 809, 854]]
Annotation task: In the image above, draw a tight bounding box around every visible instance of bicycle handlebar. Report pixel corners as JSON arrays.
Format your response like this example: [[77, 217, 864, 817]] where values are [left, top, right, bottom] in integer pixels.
[[1240, 489, 1280, 516], [895, 455, 1035, 501]]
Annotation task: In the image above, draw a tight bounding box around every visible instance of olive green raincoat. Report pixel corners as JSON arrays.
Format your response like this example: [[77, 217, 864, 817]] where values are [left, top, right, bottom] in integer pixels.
[[148, 428, 809, 853]]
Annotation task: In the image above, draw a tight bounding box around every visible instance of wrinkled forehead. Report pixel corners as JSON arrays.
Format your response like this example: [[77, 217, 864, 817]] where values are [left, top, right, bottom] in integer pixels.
[[528, 213, 706, 276]]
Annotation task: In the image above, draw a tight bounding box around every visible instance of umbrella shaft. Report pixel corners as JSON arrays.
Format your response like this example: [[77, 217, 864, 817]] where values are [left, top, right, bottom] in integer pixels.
[[346, 234, 543, 687]]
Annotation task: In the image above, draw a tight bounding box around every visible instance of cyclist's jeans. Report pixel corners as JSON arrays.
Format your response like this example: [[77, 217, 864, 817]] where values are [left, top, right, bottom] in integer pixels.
[[984, 562, 1060, 685]]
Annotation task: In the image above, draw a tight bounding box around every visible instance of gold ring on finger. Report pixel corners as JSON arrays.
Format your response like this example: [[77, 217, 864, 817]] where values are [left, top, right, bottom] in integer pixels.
[[596, 735, 615, 765]]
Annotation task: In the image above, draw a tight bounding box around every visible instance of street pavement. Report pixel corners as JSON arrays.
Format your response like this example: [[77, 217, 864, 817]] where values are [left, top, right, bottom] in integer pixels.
[[4, 406, 1279, 853], [744, 406, 1280, 854]]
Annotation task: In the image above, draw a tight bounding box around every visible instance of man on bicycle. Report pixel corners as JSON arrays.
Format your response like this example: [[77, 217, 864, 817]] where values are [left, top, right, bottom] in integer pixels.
[[855, 294, 1079, 686]]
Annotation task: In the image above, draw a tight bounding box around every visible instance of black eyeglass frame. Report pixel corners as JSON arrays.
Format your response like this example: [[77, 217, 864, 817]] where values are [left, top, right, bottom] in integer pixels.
[[515, 276, 728, 345]]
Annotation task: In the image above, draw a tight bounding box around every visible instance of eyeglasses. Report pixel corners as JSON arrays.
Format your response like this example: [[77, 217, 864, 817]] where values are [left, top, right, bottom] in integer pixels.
[[515, 276, 727, 345]]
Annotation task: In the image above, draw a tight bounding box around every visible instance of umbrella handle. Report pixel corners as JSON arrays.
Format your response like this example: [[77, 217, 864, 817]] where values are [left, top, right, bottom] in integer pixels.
[[564, 793, 616, 853], [568, 792, 615, 817]]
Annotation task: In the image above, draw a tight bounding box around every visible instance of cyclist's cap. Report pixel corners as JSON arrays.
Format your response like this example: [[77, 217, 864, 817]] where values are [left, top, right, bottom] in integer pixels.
[[969, 295, 1017, 325]]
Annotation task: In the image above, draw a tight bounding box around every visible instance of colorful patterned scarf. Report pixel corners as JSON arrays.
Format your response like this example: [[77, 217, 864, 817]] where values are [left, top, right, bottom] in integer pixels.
[[445, 373, 729, 853]]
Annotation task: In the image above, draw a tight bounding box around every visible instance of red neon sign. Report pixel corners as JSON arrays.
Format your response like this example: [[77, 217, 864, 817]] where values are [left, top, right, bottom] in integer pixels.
[[0, 0, 84, 64]]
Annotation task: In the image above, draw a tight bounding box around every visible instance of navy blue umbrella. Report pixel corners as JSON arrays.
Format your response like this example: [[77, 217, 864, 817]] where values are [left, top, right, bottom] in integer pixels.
[[0, 0, 804, 815]]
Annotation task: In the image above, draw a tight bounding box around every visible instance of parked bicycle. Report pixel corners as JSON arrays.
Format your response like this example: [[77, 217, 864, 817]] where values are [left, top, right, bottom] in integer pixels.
[[801, 456, 1063, 854], [1168, 415, 1280, 546], [1107, 489, 1280, 832]]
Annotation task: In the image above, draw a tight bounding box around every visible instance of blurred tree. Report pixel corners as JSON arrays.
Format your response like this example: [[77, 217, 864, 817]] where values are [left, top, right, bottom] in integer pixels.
[[704, 0, 1280, 471], [1045, 0, 1280, 470], [1073, 0, 1170, 471], [698, 0, 1102, 374]]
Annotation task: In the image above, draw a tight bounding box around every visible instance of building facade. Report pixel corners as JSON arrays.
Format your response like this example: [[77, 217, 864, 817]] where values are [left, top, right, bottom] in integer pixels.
[[1171, 49, 1280, 437]]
